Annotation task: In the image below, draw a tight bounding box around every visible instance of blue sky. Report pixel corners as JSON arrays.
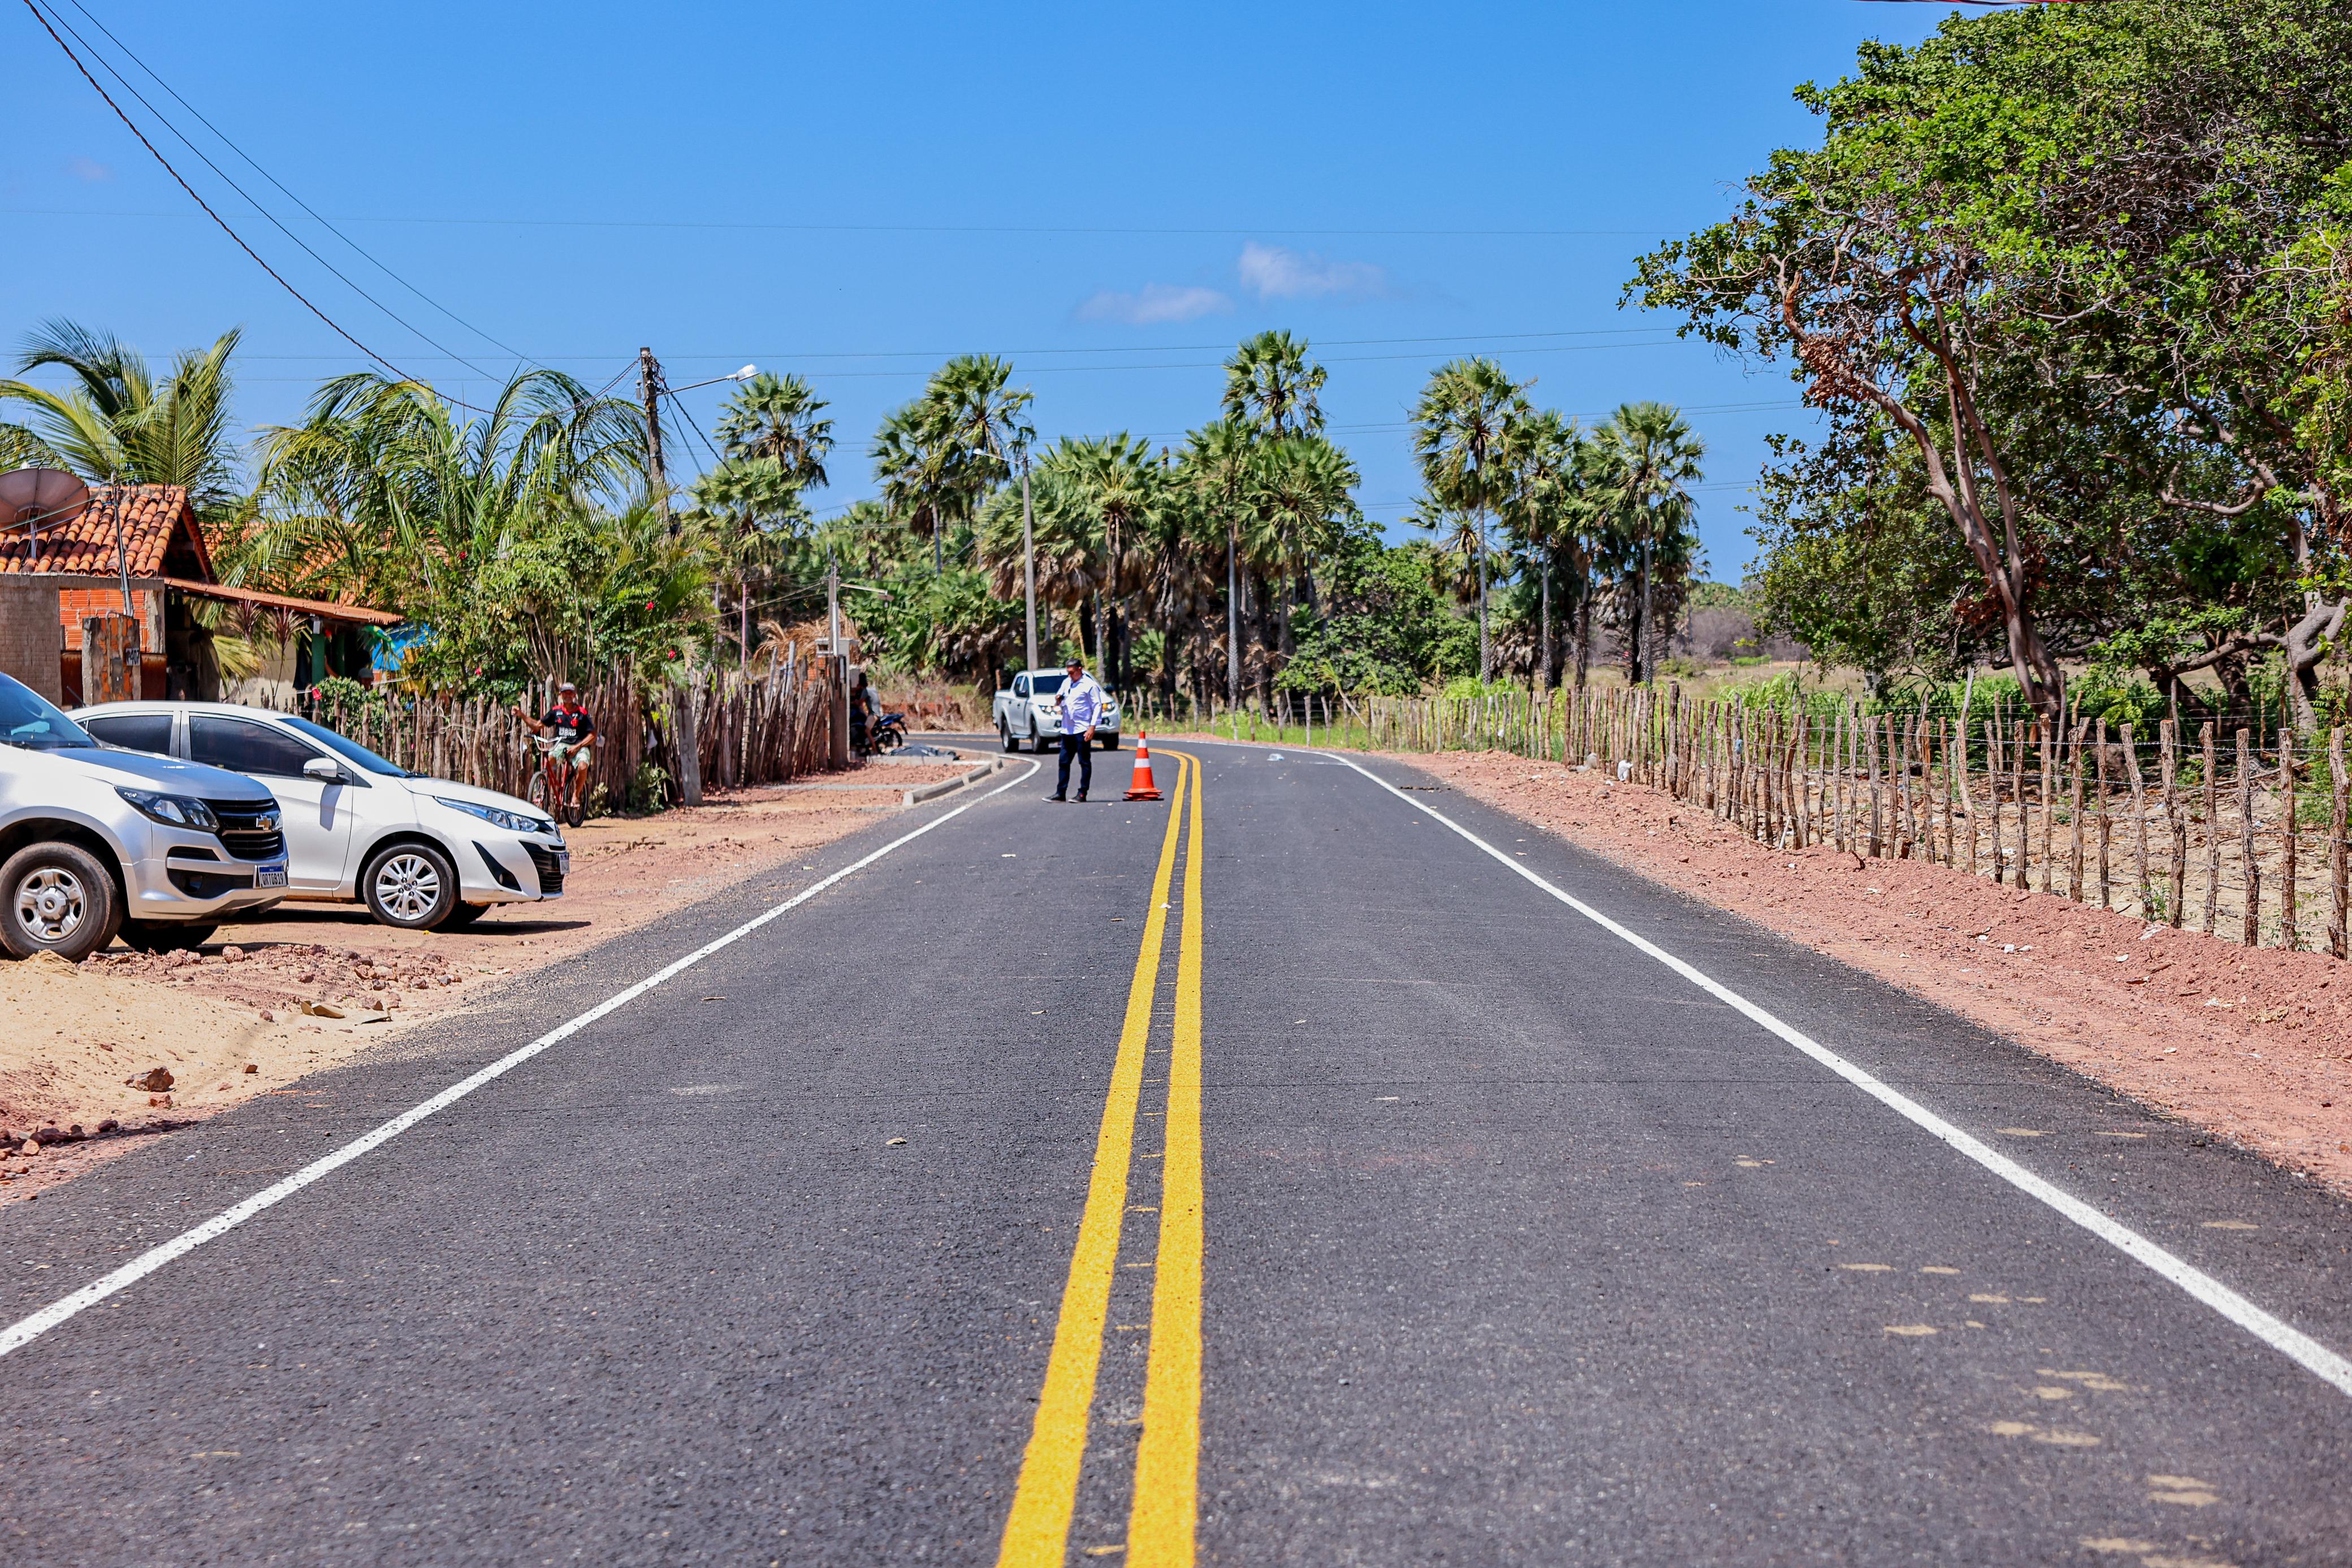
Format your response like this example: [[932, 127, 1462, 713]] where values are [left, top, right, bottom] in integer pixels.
[[2, 1, 1950, 578]]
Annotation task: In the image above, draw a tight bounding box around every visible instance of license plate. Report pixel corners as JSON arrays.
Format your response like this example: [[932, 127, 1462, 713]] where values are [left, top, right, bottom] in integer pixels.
[[556, 851, 570, 876], [255, 864, 288, 889]]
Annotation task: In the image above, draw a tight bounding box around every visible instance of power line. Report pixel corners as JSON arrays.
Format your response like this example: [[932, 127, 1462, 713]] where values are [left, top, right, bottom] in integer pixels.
[[14, 0, 439, 394], [53, 0, 535, 369], [29, 0, 504, 383], [0, 206, 1675, 240], [218, 326, 1670, 364]]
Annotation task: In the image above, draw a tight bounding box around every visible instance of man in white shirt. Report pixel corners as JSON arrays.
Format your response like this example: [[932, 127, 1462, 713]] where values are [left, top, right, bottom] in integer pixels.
[[1050, 656, 1108, 802]]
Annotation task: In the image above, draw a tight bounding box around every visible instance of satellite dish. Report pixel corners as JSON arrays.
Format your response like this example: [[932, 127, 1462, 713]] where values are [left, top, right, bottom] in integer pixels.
[[0, 468, 91, 529]]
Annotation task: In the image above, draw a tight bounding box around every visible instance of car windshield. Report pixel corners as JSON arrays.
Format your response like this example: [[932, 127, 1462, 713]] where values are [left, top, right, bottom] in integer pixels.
[[0, 673, 97, 751], [284, 714, 416, 777], [1030, 674, 1066, 695]]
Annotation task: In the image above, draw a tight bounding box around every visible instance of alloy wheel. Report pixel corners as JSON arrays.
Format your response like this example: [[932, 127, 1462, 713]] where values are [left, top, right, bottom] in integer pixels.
[[373, 852, 443, 924]]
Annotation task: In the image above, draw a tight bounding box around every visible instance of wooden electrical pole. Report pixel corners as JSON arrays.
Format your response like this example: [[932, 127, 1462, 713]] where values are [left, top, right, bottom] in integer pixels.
[[639, 346, 668, 519]]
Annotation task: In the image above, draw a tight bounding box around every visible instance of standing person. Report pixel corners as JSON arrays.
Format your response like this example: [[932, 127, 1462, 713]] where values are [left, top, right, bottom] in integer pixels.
[[1050, 656, 1107, 802], [517, 681, 596, 814]]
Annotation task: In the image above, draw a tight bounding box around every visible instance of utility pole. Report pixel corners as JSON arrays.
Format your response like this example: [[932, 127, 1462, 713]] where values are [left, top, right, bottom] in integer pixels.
[[638, 346, 668, 521], [1021, 460, 1039, 673], [827, 549, 842, 654], [1227, 525, 1240, 708]]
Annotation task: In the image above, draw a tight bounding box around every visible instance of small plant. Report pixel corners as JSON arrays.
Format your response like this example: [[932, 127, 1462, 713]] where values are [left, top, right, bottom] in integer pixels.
[[624, 761, 671, 815]]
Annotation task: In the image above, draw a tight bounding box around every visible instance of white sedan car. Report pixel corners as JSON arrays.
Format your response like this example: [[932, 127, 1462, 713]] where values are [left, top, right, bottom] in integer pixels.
[[76, 701, 568, 932]]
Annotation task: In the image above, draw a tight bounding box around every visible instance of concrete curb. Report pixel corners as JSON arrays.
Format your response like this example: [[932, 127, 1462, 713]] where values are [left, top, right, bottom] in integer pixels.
[[905, 757, 1002, 807]]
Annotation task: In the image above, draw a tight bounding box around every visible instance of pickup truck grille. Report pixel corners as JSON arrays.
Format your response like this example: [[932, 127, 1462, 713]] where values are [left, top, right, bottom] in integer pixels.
[[524, 842, 565, 896], [205, 800, 286, 862]]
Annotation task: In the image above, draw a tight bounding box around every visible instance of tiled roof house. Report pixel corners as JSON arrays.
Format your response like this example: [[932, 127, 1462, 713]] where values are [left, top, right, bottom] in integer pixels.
[[0, 483, 400, 705]]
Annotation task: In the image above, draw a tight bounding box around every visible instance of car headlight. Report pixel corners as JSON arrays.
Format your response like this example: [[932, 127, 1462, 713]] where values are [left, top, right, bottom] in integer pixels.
[[115, 787, 218, 830], [434, 795, 553, 835]]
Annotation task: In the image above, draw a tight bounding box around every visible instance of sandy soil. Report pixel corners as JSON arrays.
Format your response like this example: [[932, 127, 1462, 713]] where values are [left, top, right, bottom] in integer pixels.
[[0, 755, 991, 1203], [1410, 750, 2352, 1190]]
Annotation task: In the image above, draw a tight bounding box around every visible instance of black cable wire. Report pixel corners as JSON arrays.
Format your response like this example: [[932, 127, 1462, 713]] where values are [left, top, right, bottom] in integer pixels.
[[15, 0, 499, 414], [32, 0, 501, 382], [58, 0, 538, 369]]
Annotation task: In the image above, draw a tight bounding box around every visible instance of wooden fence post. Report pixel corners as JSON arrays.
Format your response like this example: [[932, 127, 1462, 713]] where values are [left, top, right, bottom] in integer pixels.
[[2331, 726, 2348, 960], [2238, 728, 2259, 946], [2095, 722, 2112, 909], [2280, 728, 2298, 952], [2067, 721, 2087, 902], [2122, 723, 2146, 917], [2201, 723, 2220, 934], [2160, 720, 2185, 927]]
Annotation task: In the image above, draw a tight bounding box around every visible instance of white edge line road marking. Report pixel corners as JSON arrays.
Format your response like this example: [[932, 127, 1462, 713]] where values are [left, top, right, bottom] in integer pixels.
[[0, 759, 1043, 1362], [1326, 751, 2352, 1401]]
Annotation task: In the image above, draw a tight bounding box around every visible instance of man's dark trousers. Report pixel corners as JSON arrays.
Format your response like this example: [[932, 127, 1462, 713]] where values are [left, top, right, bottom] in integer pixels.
[[1056, 731, 1093, 798]]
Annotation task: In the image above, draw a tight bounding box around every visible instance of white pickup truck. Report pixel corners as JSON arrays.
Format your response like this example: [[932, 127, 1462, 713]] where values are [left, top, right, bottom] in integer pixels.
[[992, 670, 1120, 753]]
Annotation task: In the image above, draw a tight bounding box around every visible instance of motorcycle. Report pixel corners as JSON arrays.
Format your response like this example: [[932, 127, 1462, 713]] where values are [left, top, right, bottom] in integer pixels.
[[869, 712, 910, 753]]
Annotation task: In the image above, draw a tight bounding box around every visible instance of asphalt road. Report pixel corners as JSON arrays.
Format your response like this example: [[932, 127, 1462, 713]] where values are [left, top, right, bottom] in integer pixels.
[[4, 738, 2349, 1566]]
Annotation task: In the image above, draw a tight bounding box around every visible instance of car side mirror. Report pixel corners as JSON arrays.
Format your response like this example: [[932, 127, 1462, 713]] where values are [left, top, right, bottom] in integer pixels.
[[302, 756, 345, 783]]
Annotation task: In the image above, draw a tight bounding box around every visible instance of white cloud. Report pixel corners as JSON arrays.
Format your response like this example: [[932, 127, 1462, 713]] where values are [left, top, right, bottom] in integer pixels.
[[65, 155, 113, 183], [1075, 283, 1233, 325], [1238, 241, 1389, 302]]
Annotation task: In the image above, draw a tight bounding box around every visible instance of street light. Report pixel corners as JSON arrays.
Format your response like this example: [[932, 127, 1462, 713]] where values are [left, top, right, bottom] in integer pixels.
[[667, 364, 759, 394]]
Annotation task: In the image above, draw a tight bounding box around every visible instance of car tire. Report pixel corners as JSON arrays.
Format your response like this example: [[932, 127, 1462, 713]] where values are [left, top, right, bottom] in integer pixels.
[[438, 901, 492, 931], [120, 920, 217, 954], [361, 842, 459, 931], [1, 841, 121, 963], [999, 720, 1017, 753], [1099, 734, 1120, 752]]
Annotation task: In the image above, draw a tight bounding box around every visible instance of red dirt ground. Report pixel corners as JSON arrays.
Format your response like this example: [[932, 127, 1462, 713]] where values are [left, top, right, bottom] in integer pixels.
[[1413, 751, 2352, 1191]]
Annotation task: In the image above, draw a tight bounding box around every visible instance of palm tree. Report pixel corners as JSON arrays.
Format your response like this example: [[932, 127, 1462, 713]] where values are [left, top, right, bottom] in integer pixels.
[[1412, 358, 1530, 681], [1179, 418, 1259, 705], [1222, 331, 1328, 439], [249, 368, 645, 614], [872, 356, 1034, 578], [1601, 401, 1704, 685], [924, 353, 1035, 536], [1244, 434, 1359, 677], [715, 372, 833, 490], [0, 319, 245, 525], [1063, 434, 1161, 685], [1497, 409, 1580, 688]]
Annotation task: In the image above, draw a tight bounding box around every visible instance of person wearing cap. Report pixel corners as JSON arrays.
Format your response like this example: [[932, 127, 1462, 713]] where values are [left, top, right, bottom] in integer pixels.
[[518, 682, 596, 813], [1050, 656, 1108, 802]]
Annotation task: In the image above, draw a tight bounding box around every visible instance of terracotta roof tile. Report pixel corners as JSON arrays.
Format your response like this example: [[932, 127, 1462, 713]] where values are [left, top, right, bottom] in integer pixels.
[[0, 484, 213, 581]]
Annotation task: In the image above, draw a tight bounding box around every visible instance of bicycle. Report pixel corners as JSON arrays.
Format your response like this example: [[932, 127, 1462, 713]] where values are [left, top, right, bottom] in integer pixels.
[[525, 735, 589, 828]]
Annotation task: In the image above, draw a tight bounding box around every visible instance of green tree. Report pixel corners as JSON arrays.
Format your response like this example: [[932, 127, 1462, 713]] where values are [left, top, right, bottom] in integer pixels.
[[1601, 402, 1705, 685], [0, 319, 246, 526], [1411, 358, 1529, 680]]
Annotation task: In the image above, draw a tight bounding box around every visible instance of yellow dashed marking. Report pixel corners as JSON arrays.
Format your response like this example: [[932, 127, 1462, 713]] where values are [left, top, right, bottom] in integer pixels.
[[2200, 1220, 2258, 1231], [1883, 1324, 1938, 1337], [1970, 1294, 2010, 1304], [1920, 1266, 1961, 1275], [1839, 1263, 1894, 1272]]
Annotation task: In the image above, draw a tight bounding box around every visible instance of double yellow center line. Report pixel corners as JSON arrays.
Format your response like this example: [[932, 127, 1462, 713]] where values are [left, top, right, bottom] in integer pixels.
[[997, 751, 1207, 1568]]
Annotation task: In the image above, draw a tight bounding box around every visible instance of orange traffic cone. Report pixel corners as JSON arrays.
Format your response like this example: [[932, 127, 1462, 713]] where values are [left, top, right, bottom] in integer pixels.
[[1122, 733, 1165, 800]]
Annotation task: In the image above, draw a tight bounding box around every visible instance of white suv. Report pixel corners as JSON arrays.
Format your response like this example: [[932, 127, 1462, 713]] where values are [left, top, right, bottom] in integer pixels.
[[0, 672, 288, 959], [77, 701, 569, 933], [992, 669, 1121, 753]]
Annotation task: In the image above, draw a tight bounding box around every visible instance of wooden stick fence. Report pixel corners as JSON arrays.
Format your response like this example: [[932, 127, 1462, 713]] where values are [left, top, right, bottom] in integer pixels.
[[266, 659, 844, 813], [1136, 683, 2350, 959]]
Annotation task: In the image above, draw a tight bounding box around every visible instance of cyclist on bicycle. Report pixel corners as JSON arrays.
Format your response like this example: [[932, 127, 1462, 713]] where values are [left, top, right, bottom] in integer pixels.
[[518, 682, 595, 815]]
